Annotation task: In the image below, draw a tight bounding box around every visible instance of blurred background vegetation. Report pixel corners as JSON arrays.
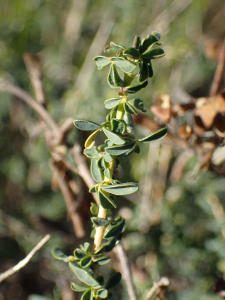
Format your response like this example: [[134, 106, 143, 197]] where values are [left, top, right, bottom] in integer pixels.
[[0, 0, 225, 299]]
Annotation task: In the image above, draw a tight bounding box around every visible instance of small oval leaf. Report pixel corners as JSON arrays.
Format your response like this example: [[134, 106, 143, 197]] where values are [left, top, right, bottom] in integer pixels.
[[101, 182, 138, 195], [80, 256, 92, 268], [85, 129, 101, 149], [123, 47, 140, 59], [111, 57, 136, 73], [139, 127, 167, 143], [103, 127, 125, 145], [69, 262, 99, 286], [91, 217, 109, 227], [107, 64, 125, 88], [98, 190, 116, 209], [141, 48, 165, 59], [97, 289, 108, 299], [91, 158, 104, 183], [106, 141, 136, 156], [127, 80, 148, 94], [51, 247, 74, 263], [81, 288, 93, 300], [94, 56, 110, 70], [74, 120, 101, 131], [138, 60, 149, 82], [71, 282, 89, 292], [104, 98, 122, 109]]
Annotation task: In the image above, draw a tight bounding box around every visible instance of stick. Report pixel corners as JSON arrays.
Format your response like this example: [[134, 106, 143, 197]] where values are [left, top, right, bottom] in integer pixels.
[[115, 242, 138, 300], [144, 277, 170, 300], [0, 81, 59, 134], [209, 39, 225, 97], [0, 234, 50, 283]]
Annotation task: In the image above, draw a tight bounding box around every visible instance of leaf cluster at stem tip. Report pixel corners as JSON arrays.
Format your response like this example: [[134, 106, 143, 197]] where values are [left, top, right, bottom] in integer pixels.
[[52, 32, 167, 300]]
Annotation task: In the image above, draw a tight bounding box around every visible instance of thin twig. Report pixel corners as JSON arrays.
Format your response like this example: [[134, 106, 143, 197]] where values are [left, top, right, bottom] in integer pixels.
[[0, 80, 59, 134], [0, 234, 50, 283], [144, 277, 170, 300], [209, 39, 225, 97], [115, 242, 138, 300], [50, 161, 85, 238]]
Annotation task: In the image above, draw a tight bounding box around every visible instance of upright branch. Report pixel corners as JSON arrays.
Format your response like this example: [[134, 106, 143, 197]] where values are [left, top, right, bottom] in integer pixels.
[[52, 32, 167, 300]]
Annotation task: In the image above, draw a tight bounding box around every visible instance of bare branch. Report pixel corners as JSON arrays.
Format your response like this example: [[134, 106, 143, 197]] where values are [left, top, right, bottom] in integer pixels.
[[23, 53, 46, 106], [144, 277, 170, 300], [0, 234, 50, 283], [0, 80, 59, 134], [210, 39, 225, 97], [114, 242, 138, 300]]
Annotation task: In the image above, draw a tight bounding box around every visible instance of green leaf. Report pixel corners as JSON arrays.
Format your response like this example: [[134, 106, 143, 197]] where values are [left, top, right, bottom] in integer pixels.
[[98, 190, 116, 209], [91, 217, 109, 227], [71, 282, 90, 292], [81, 242, 91, 252], [104, 98, 122, 109], [107, 64, 125, 88], [85, 129, 101, 149], [80, 256, 92, 268], [139, 31, 161, 54], [103, 152, 113, 162], [104, 168, 112, 179], [148, 62, 153, 78], [111, 119, 126, 135], [91, 158, 104, 182], [81, 289, 93, 300], [106, 141, 136, 156], [84, 146, 100, 158], [142, 48, 165, 59], [97, 289, 108, 299], [139, 127, 167, 143], [93, 56, 110, 70], [74, 249, 87, 260], [111, 57, 136, 73], [92, 256, 111, 265], [123, 47, 139, 59], [104, 220, 125, 239], [101, 182, 138, 195], [89, 185, 98, 193], [110, 41, 126, 49], [69, 262, 99, 286], [74, 120, 101, 131], [90, 202, 99, 215], [127, 80, 148, 94], [124, 102, 138, 115], [103, 127, 125, 145], [51, 247, 74, 263], [138, 60, 149, 82], [105, 272, 122, 289], [97, 157, 106, 170], [128, 98, 146, 112]]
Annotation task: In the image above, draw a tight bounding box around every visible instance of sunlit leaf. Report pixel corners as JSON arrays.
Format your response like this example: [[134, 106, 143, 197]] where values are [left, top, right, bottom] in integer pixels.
[[71, 282, 90, 292], [74, 120, 101, 131], [101, 182, 138, 195], [84, 129, 101, 149], [106, 141, 136, 156], [104, 98, 122, 109], [91, 158, 104, 182], [103, 127, 125, 145], [69, 262, 99, 286], [93, 56, 110, 70], [111, 57, 136, 73], [51, 247, 74, 263], [91, 217, 109, 227], [139, 127, 167, 143]]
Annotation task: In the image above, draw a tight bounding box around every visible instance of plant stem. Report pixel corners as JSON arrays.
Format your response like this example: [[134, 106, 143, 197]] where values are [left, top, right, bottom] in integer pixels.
[[94, 160, 115, 251]]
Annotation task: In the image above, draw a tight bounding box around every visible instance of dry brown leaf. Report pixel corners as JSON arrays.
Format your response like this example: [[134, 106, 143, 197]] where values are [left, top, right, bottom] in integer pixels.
[[151, 94, 172, 123], [178, 125, 192, 139], [194, 94, 225, 129]]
